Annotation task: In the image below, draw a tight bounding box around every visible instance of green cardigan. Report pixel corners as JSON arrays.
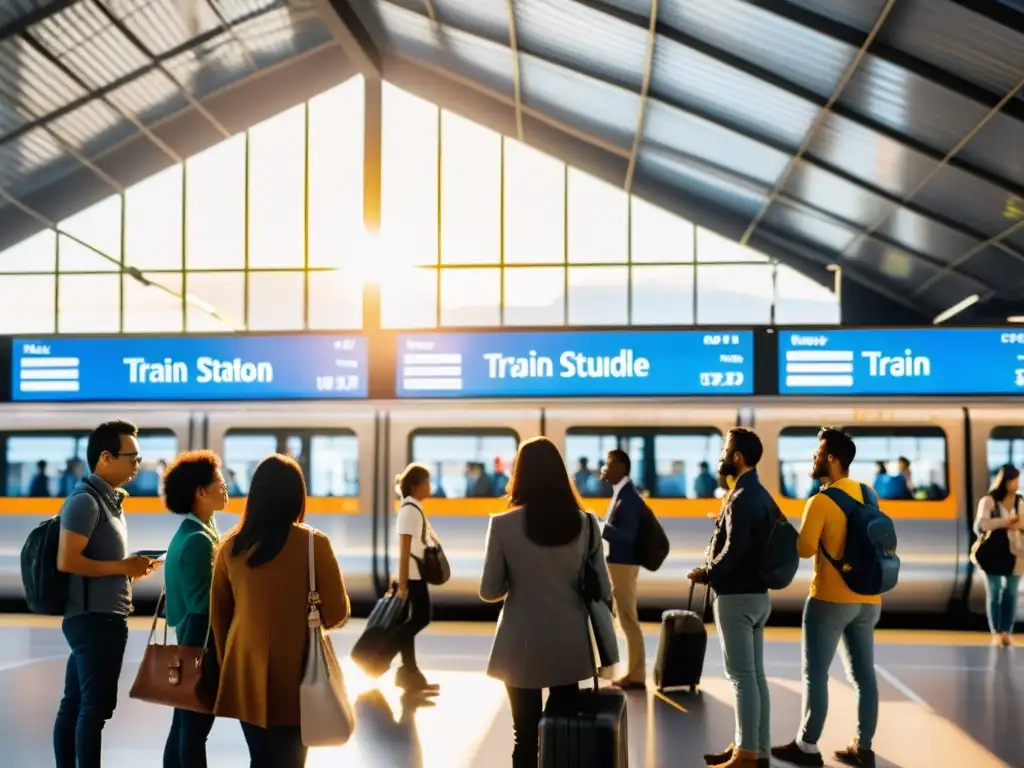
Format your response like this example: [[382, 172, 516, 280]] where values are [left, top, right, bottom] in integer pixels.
[[164, 515, 218, 648]]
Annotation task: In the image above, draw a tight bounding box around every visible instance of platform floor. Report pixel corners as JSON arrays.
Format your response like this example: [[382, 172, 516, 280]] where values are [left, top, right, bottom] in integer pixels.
[[0, 617, 1020, 768]]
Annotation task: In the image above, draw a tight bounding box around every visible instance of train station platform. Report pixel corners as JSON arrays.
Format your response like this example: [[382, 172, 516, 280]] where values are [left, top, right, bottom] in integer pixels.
[[0, 616, 1018, 767]]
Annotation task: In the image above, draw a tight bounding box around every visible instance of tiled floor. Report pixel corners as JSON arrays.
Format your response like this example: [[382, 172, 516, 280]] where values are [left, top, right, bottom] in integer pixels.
[[0, 617, 1019, 767]]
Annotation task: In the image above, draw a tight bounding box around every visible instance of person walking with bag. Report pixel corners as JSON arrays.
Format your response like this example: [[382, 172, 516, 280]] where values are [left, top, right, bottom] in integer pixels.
[[160, 451, 228, 768], [393, 463, 441, 695], [209, 454, 349, 767], [973, 465, 1023, 647]]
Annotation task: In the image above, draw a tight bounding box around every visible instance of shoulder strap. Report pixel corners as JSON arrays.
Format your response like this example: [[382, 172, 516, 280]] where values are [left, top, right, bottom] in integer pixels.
[[403, 500, 429, 546], [306, 528, 321, 628], [579, 511, 596, 582], [821, 486, 859, 517]]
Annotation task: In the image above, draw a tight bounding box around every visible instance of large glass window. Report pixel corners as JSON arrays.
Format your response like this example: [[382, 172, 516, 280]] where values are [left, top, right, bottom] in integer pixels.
[[565, 428, 723, 499], [440, 110, 500, 265], [0, 229, 56, 273], [504, 267, 565, 325], [697, 264, 774, 325], [504, 140, 564, 264], [59, 196, 122, 271], [123, 273, 184, 332], [125, 165, 183, 271], [57, 274, 119, 333], [987, 427, 1024, 483], [778, 426, 949, 500], [222, 430, 359, 497], [0, 275, 56, 334], [567, 169, 627, 264], [248, 106, 306, 269], [185, 134, 246, 270], [3, 431, 179, 498], [409, 430, 519, 499]]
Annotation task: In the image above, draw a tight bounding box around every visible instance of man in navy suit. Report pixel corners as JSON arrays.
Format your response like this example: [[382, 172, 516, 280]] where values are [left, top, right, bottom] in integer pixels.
[[600, 448, 646, 689]]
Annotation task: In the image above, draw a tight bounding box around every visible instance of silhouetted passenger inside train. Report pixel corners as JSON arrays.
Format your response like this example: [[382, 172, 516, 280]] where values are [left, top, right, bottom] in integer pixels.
[[574, 457, 594, 497], [210, 454, 349, 768], [694, 460, 718, 499], [465, 462, 493, 497], [58, 459, 85, 497], [491, 458, 509, 497], [161, 451, 228, 768], [29, 459, 50, 497], [480, 436, 613, 768], [887, 457, 914, 500], [224, 469, 242, 497], [872, 462, 890, 498]]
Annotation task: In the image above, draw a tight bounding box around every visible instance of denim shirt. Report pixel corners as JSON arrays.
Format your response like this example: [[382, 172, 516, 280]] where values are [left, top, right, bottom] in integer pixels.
[[703, 470, 774, 595]]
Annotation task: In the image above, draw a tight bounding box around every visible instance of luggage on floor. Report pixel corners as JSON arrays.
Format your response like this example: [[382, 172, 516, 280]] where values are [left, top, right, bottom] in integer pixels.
[[539, 681, 628, 768], [653, 580, 709, 693], [350, 585, 407, 678]]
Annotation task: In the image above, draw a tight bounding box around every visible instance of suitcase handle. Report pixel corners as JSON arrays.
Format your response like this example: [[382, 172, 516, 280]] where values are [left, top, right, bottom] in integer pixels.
[[687, 579, 711, 616]]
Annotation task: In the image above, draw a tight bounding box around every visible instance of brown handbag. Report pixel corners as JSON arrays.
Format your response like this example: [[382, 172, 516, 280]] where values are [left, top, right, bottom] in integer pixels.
[[129, 589, 218, 715]]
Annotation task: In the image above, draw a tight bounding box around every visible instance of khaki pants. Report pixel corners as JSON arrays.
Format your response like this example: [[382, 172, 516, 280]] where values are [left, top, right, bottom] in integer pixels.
[[608, 563, 645, 682]]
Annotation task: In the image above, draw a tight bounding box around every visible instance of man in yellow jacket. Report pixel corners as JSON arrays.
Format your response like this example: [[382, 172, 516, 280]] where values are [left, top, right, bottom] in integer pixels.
[[771, 427, 881, 768]]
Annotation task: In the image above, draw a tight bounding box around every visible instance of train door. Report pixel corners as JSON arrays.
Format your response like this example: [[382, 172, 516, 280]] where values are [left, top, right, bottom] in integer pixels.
[[385, 403, 542, 606], [755, 404, 967, 613], [544, 402, 738, 608], [0, 403, 193, 600], [203, 404, 378, 603], [966, 406, 1024, 617]]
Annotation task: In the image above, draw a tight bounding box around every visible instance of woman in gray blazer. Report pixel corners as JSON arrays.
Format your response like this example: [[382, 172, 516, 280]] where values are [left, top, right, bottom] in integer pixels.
[[479, 436, 614, 767]]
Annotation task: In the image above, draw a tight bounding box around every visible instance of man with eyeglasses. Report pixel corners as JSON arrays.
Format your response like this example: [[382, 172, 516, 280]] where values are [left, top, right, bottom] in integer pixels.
[[53, 420, 159, 768]]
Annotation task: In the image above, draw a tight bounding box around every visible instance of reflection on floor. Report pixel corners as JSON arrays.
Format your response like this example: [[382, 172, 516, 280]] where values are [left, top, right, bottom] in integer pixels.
[[0, 618, 1020, 767]]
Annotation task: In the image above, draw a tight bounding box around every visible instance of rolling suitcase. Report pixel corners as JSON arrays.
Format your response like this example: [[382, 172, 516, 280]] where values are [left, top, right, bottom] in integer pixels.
[[539, 679, 628, 768], [653, 580, 710, 693], [350, 585, 408, 678]]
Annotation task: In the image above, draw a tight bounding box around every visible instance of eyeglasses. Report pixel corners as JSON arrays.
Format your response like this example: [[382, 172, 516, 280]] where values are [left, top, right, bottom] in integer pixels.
[[112, 452, 143, 464]]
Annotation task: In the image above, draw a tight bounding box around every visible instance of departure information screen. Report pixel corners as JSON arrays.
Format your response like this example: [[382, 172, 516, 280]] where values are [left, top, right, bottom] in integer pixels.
[[11, 335, 369, 401], [396, 330, 753, 398], [778, 328, 1024, 395]]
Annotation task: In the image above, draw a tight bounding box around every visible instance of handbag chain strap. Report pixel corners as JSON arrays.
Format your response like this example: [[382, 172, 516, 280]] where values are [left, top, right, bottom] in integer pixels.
[[307, 527, 322, 629]]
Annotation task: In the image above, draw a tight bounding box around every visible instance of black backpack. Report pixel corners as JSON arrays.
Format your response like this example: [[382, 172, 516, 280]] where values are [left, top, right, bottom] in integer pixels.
[[21, 482, 104, 615], [820, 484, 900, 596], [759, 501, 800, 590], [633, 499, 670, 572]]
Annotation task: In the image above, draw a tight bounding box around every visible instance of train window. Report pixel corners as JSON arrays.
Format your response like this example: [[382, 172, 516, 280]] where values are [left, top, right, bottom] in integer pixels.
[[987, 427, 1024, 482], [778, 426, 949, 500], [223, 430, 359, 497], [565, 428, 724, 499], [3, 431, 179, 498], [409, 430, 519, 499]]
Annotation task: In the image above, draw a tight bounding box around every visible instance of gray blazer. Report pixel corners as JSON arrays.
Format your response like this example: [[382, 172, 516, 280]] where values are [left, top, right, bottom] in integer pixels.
[[480, 507, 613, 689]]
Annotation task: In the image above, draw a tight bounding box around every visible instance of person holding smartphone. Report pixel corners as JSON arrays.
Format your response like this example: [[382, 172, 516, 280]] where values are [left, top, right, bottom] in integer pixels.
[[974, 465, 1023, 647], [54, 420, 159, 768]]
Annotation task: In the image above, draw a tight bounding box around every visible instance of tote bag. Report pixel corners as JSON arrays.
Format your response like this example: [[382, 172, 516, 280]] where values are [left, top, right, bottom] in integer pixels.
[[299, 530, 355, 747]]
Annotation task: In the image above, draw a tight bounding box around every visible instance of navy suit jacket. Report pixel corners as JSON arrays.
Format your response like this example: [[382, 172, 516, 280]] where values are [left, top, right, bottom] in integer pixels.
[[602, 480, 644, 565]]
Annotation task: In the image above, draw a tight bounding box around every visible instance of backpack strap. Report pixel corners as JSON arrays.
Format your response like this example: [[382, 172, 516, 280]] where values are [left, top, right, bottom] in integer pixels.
[[66, 480, 108, 613], [821, 486, 858, 517]]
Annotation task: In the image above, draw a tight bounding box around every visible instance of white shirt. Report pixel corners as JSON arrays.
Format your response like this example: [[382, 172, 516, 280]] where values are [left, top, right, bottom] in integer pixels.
[[396, 496, 427, 580], [606, 476, 630, 517]]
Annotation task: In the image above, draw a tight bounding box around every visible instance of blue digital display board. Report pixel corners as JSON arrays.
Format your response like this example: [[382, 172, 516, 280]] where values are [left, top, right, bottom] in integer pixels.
[[396, 330, 753, 398], [778, 328, 1024, 395], [11, 335, 368, 402]]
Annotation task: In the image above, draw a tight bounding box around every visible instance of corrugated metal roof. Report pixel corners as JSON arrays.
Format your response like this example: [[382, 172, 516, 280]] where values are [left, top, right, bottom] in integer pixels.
[[3, 0, 1023, 320]]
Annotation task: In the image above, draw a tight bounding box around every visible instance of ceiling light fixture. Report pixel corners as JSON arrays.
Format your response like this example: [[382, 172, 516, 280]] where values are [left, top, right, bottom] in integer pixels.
[[932, 294, 979, 325]]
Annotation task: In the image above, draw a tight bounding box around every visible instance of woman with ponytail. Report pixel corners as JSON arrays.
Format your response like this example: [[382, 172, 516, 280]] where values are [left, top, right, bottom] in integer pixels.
[[392, 463, 440, 695]]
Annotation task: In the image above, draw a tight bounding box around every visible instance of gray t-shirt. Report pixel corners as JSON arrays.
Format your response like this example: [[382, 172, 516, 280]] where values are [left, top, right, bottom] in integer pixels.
[[60, 476, 131, 617]]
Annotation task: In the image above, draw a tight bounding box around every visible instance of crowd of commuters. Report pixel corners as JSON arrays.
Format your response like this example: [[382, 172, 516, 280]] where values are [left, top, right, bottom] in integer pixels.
[[47, 419, 1019, 767]]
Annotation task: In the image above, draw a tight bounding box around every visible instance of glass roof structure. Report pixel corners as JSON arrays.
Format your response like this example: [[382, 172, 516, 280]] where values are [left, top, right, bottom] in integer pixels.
[[2, 0, 1023, 321]]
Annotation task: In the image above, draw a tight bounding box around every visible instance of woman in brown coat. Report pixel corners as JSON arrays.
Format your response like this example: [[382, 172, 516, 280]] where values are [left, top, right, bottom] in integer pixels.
[[210, 454, 349, 767]]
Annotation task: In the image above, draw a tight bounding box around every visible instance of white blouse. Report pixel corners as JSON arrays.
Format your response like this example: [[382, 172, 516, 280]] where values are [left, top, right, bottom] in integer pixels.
[[974, 494, 1024, 576]]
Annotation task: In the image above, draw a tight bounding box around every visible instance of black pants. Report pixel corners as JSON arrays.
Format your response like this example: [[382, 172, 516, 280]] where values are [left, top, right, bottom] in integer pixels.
[[163, 708, 215, 768], [53, 613, 129, 768], [505, 683, 579, 767], [240, 722, 307, 768], [397, 579, 431, 669]]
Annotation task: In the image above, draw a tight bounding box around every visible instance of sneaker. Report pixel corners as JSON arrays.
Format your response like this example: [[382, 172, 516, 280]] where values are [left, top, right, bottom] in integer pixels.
[[395, 665, 439, 694], [771, 741, 824, 767], [834, 741, 876, 767]]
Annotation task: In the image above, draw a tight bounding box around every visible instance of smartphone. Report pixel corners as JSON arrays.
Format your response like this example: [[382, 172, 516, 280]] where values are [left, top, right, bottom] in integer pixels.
[[134, 549, 167, 559]]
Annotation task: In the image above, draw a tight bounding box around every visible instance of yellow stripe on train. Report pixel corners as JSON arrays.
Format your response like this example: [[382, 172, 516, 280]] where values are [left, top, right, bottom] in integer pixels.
[[0, 495, 957, 520]]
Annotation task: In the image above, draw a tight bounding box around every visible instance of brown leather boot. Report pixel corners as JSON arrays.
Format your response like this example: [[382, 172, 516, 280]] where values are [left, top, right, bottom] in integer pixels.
[[718, 749, 760, 767], [704, 743, 735, 764]]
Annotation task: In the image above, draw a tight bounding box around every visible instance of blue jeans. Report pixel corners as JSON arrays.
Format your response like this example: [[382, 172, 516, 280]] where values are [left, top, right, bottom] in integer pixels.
[[53, 613, 129, 768], [163, 708, 215, 768], [984, 574, 1021, 634], [798, 598, 881, 751], [714, 592, 772, 757], [240, 722, 307, 768]]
